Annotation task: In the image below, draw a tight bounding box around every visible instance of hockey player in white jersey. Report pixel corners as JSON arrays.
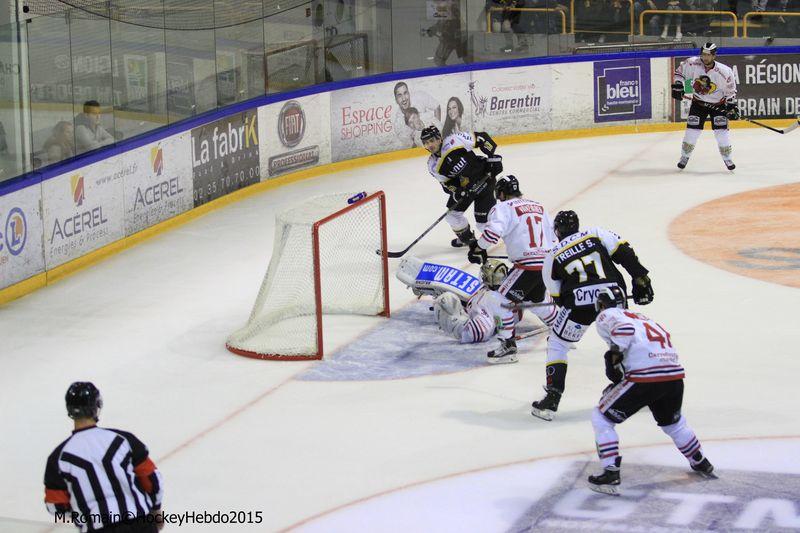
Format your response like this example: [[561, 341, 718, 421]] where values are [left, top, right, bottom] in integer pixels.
[[422, 125, 503, 248], [396, 256, 542, 364], [672, 42, 740, 170], [587, 286, 715, 495], [467, 175, 558, 348], [433, 259, 524, 364]]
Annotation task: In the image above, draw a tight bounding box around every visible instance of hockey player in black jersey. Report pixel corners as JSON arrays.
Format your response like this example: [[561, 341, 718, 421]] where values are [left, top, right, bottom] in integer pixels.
[[422, 125, 503, 248], [530, 210, 655, 421]]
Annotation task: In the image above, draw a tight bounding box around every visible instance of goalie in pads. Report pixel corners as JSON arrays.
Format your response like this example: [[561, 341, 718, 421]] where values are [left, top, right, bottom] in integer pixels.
[[397, 257, 530, 364]]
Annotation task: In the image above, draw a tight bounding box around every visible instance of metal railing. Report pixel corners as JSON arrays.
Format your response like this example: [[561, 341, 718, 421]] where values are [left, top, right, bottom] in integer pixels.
[[570, 0, 634, 36], [486, 7, 568, 35], [742, 11, 800, 37], [639, 10, 738, 37]]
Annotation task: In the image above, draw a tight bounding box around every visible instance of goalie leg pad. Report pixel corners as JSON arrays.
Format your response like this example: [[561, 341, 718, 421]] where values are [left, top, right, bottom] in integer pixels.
[[434, 292, 469, 340]]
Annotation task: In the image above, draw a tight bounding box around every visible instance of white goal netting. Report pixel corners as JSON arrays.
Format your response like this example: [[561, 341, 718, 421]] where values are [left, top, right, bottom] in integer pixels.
[[227, 191, 389, 359]]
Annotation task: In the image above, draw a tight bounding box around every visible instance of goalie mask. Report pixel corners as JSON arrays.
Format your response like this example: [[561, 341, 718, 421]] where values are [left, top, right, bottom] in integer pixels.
[[480, 259, 508, 290], [594, 285, 627, 312]]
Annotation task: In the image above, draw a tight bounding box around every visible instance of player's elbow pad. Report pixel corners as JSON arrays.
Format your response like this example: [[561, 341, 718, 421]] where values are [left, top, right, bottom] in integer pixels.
[[611, 243, 649, 279]]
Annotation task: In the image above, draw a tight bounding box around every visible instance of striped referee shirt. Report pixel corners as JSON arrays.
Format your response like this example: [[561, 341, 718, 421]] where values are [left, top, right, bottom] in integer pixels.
[[44, 426, 163, 532]]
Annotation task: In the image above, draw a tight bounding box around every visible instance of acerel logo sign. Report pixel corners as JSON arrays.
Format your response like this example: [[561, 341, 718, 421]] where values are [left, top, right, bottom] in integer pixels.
[[0, 207, 27, 256], [594, 59, 652, 123], [151, 144, 164, 176], [50, 174, 108, 244]]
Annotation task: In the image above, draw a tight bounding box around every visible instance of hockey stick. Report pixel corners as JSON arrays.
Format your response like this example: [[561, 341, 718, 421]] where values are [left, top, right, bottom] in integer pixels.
[[515, 325, 549, 341], [383, 173, 494, 258], [502, 294, 635, 310], [681, 96, 800, 134]]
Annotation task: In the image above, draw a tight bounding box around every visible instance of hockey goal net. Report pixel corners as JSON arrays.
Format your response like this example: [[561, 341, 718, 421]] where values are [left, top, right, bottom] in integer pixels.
[[226, 191, 390, 360]]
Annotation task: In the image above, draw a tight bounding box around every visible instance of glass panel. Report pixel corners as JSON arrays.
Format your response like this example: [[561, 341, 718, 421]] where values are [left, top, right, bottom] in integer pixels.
[[27, 13, 75, 168], [110, 2, 169, 140], [0, 21, 29, 181], [164, 1, 217, 122], [392, 0, 471, 71], [69, 8, 116, 155], [264, 2, 322, 93], [324, 0, 392, 80], [215, 0, 265, 106]]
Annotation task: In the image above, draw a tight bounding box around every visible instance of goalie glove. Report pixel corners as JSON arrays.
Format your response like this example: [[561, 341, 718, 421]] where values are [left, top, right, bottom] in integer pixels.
[[604, 349, 624, 383], [632, 275, 654, 305], [671, 81, 685, 101], [725, 101, 741, 121], [467, 240, 488, 265]]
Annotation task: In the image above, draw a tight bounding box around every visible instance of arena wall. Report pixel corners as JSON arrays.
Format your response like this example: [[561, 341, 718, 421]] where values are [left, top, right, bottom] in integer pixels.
[[1, 48, 798, 302]]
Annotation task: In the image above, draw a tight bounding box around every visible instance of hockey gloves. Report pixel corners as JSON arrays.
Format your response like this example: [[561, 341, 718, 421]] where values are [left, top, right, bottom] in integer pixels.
[[487, 154, 503, 178], [604, 349, 624, 383], [671, 81, 685, 101], [725, 101, 741, 121], [467, 240, 488, 265], [474, 131, 497, 155], [632, 275, 654, 305]]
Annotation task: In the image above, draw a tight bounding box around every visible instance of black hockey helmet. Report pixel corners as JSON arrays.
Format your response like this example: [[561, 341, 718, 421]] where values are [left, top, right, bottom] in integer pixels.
[[595, 285, 628, 312], [66, 381, 103, 421], [420, 125, 441, 143], [554, 210, 579, 240], [701, 42, 717, 55], [494, 175, 521, 198]]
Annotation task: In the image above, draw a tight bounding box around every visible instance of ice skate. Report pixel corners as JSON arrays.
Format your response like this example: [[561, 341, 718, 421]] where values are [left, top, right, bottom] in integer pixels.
[[531, 386, 562, 421], [588, 457, 622, 496], [690, 452, 717, 479], [677, 156, 690, 169], [723, 158, 735, 171], [487, 338, 518, 364]]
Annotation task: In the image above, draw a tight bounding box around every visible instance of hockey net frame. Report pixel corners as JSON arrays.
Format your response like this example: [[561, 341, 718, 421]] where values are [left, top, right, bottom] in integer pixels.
[[226, 191, 390, 361]]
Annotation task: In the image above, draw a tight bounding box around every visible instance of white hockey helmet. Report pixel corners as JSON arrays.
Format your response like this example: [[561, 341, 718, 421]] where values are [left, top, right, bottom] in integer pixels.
[[701, 42, 718, 55], [480, 259, 508, 290]]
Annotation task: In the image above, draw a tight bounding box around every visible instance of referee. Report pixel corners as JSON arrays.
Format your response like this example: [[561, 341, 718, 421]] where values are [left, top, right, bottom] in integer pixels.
[[44, 382, 164, 532]]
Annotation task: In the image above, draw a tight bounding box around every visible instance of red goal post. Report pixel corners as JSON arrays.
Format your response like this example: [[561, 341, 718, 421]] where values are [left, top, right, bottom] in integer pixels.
[[226, 191, 390, 360]]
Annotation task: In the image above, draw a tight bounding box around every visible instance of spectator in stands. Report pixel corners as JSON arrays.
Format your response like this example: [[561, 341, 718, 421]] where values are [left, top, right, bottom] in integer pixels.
[[634, 0, 662, 36], [425, 0, 471, 66], [75, 100, 114, 153], [486, 0, 530, 51], [0, 121, 8, 156], [687, 0, 717, 36], [42, 121, 75, 164], [658, 0, 684, 39], [574, 0, 611, 43]]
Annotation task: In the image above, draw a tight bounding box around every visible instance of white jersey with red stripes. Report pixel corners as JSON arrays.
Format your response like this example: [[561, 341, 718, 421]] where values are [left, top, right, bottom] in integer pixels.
[[461, 288, 516, 342], [673, 57, 737, 105], [595, 307, 685, 382], [477, 197, 557, 270]]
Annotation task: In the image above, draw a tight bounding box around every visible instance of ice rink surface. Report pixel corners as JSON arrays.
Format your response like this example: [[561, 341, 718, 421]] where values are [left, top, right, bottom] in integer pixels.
[[2, 128, 799, 532]]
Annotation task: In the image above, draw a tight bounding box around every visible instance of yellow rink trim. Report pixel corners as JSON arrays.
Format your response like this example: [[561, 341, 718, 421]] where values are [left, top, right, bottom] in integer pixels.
[[0, 118, 791, 305]]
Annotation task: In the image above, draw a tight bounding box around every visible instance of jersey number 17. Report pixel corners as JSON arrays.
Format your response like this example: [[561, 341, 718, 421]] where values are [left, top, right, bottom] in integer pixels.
[[525, 215, 544, 248]]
